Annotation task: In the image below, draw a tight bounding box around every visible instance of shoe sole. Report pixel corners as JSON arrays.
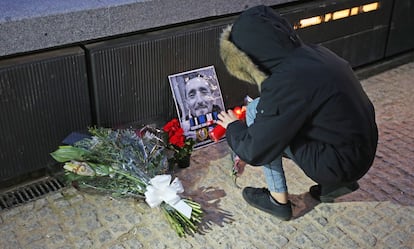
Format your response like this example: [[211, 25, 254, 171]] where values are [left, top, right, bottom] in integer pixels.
[[320, 182, 360, 203], [242, 190, 292, 221]]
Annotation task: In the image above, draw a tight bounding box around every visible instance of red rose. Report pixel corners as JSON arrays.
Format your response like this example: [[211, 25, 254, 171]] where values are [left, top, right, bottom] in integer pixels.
[[169, 132, 185, 147], [163, 118, 180, 133], [164, 119, 188, 148]]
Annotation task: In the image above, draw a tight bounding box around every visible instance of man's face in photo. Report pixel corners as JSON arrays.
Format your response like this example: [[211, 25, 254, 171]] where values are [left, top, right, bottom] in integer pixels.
[[185, 77, 213, 117]]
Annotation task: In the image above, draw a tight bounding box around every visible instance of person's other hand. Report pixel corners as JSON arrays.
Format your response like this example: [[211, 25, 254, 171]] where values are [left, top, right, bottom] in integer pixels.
[[217, 110, 238, 129]]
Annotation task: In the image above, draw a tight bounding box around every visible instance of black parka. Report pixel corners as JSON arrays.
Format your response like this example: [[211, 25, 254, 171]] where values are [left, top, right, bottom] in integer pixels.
[[221, 5, 378, 184]]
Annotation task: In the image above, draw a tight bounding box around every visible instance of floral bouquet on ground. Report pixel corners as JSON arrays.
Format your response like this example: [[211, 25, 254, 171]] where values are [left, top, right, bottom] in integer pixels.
[[50, 126, 202, 237], [163, 118, 195, 168]]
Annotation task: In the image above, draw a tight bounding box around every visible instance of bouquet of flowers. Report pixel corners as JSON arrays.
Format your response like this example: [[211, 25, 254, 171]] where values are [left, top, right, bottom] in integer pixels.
[[50, 126, 202, 237], [163, 118, 195, 168]]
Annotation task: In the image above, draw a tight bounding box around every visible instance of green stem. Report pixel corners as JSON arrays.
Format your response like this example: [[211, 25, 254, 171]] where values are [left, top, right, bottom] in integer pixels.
[[174, 209, 197, 231], [162, 207, 185, 237], [112, 169, 147, 189]]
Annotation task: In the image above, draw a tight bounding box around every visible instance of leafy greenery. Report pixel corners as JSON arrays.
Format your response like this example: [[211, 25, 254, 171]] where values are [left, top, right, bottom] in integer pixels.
[[50, 126, 202, 237]]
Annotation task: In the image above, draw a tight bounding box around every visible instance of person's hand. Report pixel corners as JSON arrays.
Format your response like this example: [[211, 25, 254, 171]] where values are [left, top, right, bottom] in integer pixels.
[[217, 110, 239, 129]]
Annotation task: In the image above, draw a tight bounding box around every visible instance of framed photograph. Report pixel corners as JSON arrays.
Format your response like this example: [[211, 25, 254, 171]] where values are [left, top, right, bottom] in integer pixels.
[[168, 66, 225, 148]]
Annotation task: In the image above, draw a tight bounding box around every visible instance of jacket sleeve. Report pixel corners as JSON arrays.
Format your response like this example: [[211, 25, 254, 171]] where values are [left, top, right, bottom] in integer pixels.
[[225, 78, 310, 166]]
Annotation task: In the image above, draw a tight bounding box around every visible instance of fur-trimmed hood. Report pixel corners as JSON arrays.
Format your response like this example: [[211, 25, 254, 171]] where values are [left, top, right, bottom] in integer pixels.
[[219, 5, 301, 89]]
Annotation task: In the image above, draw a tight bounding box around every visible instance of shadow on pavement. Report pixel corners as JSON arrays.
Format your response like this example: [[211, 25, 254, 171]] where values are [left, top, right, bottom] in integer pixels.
[[290, 192, 321, 219], [185, 186, 235, 235]]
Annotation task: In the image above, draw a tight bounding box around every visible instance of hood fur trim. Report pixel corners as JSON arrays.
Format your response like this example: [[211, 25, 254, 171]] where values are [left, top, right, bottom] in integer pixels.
[[219, 25, 268, 89]]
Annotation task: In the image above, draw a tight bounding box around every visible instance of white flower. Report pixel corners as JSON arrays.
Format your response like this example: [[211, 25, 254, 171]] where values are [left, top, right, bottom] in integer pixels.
[[63, 161, 95, 176]]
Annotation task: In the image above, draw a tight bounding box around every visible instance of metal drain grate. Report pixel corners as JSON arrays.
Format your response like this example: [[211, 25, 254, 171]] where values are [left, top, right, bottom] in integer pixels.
[[0, 177, 66, 210]]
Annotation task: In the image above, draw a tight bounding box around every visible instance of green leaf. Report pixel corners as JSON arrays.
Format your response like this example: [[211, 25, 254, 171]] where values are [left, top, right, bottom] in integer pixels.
[[50, 145, 89, 162], [88, 162, 112, 176]]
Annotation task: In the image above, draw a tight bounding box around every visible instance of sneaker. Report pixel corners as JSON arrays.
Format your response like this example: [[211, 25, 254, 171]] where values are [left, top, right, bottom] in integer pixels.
[[242, 187, 292, 221], [309, 182, 359, 203]]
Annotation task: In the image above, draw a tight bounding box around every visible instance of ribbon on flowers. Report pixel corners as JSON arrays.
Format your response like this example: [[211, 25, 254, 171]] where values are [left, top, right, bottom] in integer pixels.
[[144, 174, 192, 219]]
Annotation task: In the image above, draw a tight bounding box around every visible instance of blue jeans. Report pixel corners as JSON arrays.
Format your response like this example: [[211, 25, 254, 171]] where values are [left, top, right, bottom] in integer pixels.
[[246, 98, 294, 193]]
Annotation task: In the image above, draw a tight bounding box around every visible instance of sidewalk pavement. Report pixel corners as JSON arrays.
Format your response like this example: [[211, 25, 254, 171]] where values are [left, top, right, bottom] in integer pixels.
[[1, 61, 413, 249]]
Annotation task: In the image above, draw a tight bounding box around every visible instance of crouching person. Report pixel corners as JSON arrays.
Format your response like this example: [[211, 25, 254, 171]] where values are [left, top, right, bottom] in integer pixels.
[[217, 5, 378, 221]]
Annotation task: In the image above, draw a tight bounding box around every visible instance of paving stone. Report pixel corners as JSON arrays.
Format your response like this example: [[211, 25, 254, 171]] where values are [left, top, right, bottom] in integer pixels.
[[302, 222, 319, 233], [271, 234, 289, 247], [104, 212, 121, 222], [334, 216, 352, 227], [135, 226, 152, 237], [72, 237, 94, 249], [97, 229, 114, 244], [110, 223, 130, 235], [122, 238, 144, 249], [19, 231, 44, 246], [357, 210, 382, 226], [45, 232, 67, 245], [308, 232, 330, 245], [384, 233, 405, 247], [109, 244, 126, 249], [0, 206, 20, 219], [279, 223, 297, 234], [357, 233, 378, 247], [61, 207, 76, 218], [370, 220, 392, 239], [36, 206, 58, 220], [340, 236, 360, 248], [54, 198, 72, 209], [147, 239, 168, 249], [0, 229, 19, 247], [55, 246, 73, 249], [294, 233, 313, 245], [326, 226, 346, 239], [85, 216, 102, 229]]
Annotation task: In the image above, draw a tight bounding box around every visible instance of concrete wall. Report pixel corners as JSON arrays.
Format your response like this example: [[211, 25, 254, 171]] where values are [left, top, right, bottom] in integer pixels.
[[0, 0, 297, 57]]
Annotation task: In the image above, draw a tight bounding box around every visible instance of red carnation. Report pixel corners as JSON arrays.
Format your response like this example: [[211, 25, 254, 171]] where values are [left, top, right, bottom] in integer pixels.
[[163, 119, 186, 148], [163, 118, 180, 133], [170, 132, 185, 148]]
